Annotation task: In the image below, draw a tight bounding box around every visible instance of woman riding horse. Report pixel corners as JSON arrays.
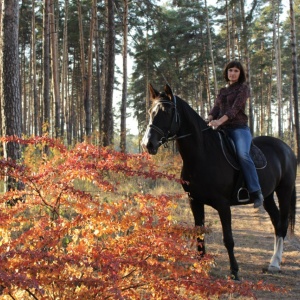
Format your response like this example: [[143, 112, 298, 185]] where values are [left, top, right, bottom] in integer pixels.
[[142, 82, 296, 281], [207, 60, 263, 208]]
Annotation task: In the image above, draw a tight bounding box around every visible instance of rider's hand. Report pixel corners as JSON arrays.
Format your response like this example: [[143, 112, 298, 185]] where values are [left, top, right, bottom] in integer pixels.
[[206, 115, 213, 124], [208, 119, 221, 130]]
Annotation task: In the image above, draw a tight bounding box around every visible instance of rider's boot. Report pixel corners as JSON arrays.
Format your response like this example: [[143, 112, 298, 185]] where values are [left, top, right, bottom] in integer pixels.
[[250, 190, 264, 208]]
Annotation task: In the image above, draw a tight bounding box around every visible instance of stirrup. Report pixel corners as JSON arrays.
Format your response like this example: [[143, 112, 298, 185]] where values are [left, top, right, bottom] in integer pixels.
[[237, 187, 250, 203]]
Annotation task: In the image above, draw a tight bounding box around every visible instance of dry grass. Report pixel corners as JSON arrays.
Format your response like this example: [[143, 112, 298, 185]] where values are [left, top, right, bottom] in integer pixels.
[[175, 186, 300, 299]]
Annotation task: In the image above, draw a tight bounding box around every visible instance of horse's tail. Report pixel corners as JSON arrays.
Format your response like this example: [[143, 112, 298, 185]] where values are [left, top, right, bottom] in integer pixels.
[[289, 185, 296, 234]]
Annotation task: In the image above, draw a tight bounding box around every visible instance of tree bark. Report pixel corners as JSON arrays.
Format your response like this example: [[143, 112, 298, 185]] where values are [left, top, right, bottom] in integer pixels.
[[77, 0, 85, 142], [31, 0, 39, 136], [102, 0, 115, 147], [43, 0, 50, 140], [0, 1, 4, 139], [290, 0, 300, 162], [50, 0, 61, 138], [84, 0, 97, 142], [204, 0, 218, 98], [61, 0, 68, 138], [0, 1, 7, 193], [272, 0, 283, 138], [3, 0, 23, 191], [95, 11, 103, 145], [225, 0, 230, 60], [240, 0, 257, 135], [120, 0, 128, 153]]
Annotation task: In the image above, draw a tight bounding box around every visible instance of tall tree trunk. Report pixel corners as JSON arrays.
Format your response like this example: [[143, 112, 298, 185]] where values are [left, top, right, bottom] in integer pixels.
[[225, 0, 230, 61], [102, 0, 115, 147], [267, 64, 273, 135], [0, 1, 7, 193], [3, 0, 23, 192], [50, 0, 61, 138], [0, 0, 4, 139], [204, 0, 218, 99], [240, 0, 257, 135], [145, 28, 150, 126], [21, 45, 27, 135], [290, 0, 300, 162], [120, 0, 128, 153], [84, 0, 96, 142], [31, 0, 39, 136], [95, 12, 103, 145], [272, 0, 282, 138], [43, 0, 50, 144], [61, 0, 68, 137], [77, 0, 86, 142], [230, 2, 236, 58]]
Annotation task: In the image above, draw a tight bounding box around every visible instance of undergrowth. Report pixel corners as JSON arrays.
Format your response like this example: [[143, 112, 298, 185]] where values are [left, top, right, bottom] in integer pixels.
[[0, 136, 283, 299]]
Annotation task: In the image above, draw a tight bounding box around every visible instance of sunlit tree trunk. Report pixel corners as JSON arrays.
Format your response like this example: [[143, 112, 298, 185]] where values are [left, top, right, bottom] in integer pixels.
[[290, 0, 300, 161], [103, 0, 115, 146], [267, 64, 273, 135], [50, 0, 61, 138], [78, 0, 85, 142], [205, 0, 218, 99], [204, 61, 212, 110], [61, 0, 68, 138], [31, 0, 39, 136], [43, 0, 50, 142], [230, 2, 236, 58], [0, 1, 4, 139], [95, 12, 103, 145], [21, 45, 27, 135], [3, 0, 23, 192], [259, 56, 264, 134], [120, 0, 128, 153], [145, 28, 149, 126], [0, 1, 7, 193], [225, 0, 230, 61], [272, 0, 283, 138], [84, 0, 97, 142], [240, 0, 257, 134]]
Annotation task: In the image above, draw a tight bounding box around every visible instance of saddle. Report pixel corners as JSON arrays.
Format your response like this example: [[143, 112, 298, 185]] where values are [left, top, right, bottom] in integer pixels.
[[218, 131, 267, 170], [218, 130, 267, 204]]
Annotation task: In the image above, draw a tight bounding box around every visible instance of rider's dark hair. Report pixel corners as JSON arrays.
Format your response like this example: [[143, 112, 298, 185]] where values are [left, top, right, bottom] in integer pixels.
[[223, 60, 247, 83]]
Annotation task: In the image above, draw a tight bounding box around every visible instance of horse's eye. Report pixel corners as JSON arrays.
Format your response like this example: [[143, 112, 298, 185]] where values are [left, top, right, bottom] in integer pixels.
[[162, 105, 171, 113]]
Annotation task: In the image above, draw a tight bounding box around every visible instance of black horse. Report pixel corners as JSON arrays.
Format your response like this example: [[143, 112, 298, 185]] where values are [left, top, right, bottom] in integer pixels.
[[142, 83, 297, 280]]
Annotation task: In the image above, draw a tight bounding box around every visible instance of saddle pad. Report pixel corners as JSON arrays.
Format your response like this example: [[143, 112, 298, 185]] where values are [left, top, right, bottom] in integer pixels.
[[218, 132, 267, 170]]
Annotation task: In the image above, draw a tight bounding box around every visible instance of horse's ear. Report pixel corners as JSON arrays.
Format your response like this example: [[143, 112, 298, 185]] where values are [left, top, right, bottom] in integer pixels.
[[149, 83, 160, 100], [164, 84, 174, 101]]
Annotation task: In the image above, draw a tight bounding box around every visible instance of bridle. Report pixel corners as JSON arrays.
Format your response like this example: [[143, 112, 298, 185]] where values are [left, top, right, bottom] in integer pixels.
[[148, 95, 192, 148]]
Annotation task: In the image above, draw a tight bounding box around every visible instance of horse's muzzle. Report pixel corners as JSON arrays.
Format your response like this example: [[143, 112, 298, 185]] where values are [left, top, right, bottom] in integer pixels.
[[141, 133, 159, 155], [146, 141, 158, 155], [141, 139, 158, 155]]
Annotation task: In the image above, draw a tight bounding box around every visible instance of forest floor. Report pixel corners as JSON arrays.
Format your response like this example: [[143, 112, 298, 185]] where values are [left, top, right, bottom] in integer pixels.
[[179, 179, 300, 299]]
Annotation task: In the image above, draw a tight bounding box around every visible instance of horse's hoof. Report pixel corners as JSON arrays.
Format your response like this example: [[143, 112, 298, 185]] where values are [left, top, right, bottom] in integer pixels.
[[230, 273, 240, 281], [262, 266, 282, 274], [267, 265, 281, 273]]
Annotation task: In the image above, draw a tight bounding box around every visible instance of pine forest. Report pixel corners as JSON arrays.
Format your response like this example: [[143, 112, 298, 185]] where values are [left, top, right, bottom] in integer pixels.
[[0, 0, 299, 299]]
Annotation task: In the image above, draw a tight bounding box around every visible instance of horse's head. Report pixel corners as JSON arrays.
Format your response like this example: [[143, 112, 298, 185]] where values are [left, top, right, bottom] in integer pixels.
[[141, 84, 180, 155]]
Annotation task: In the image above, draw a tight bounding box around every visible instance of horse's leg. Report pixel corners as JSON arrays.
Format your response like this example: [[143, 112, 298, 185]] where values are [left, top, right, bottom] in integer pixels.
[[268, 236, 284, 272], [263, 191, 287, 272], [189, 196, 205, 255], [217, 204, 239, 280]]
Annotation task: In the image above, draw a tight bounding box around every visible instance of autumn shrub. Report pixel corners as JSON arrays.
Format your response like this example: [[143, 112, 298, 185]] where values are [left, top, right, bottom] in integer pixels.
[[0, 136, 280, 299]]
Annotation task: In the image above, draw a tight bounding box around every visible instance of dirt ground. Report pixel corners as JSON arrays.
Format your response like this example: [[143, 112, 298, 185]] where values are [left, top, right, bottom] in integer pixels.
[[181, 180, 300, 299]]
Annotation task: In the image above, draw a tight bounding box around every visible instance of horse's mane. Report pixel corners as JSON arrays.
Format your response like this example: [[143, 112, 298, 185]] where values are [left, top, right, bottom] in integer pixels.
[[176, 96, 208, 136]]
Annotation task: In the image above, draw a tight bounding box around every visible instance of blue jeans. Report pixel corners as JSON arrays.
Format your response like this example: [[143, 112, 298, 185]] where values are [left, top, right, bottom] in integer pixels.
[[226, 126, 261, 193]]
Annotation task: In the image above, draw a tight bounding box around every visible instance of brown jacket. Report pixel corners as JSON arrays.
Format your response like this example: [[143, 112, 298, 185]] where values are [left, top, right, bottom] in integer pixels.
[[209, 82, 250, 128]]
